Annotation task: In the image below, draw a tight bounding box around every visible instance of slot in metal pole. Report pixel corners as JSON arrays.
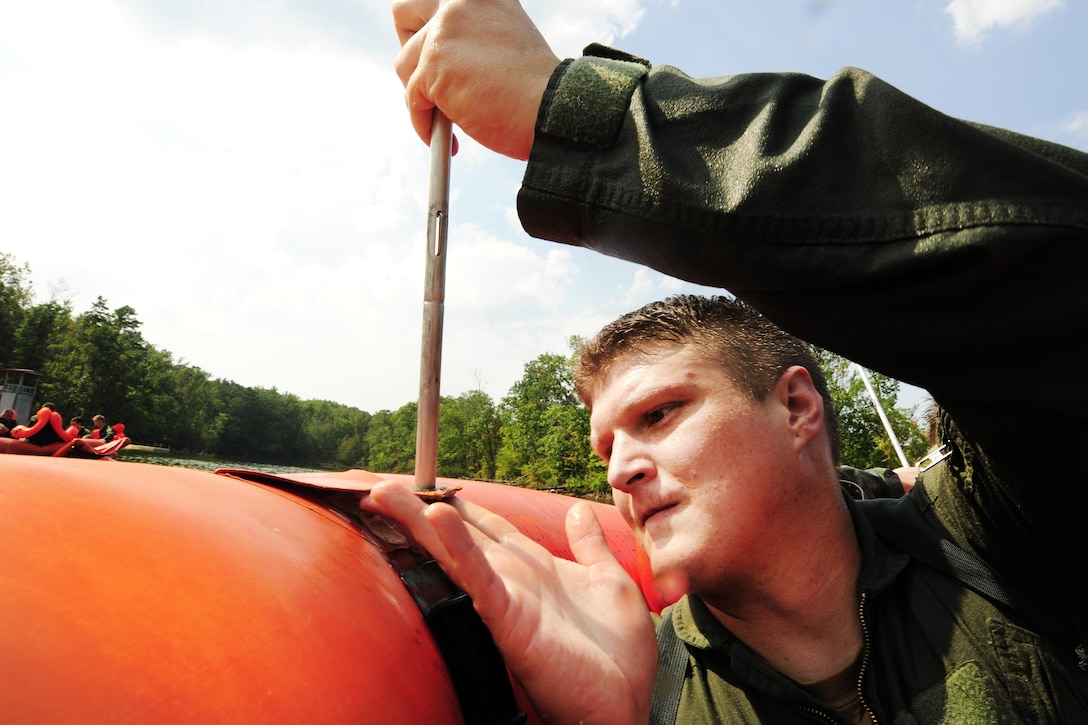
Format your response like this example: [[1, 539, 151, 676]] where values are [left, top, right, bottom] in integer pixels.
[[414, 112, 453, 490]]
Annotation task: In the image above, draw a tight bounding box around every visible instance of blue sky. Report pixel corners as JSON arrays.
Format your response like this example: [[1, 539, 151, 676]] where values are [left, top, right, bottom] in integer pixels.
[[1, 0, 1084, 416]]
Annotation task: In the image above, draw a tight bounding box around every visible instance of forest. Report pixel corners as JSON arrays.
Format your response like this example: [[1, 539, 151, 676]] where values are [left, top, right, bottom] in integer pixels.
[[1, 253, 931, 497]]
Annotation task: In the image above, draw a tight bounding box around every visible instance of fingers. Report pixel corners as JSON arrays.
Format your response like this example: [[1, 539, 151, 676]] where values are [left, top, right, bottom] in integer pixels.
[[362, 482, 528, 574], [392, 21, 423, 88], [565, 501, 620, 569], [363, 484, 516, 625], [423, 502, 515, 622], [408, 99, 437, 148], [393, 10, 459, 150], [363, 482, 452, 561], [392, 24, 435, 146], [389, 0, 557, 158], [392, 0, 439, 46], [392, 0, 440, 146], [447, 495, 526, 543]]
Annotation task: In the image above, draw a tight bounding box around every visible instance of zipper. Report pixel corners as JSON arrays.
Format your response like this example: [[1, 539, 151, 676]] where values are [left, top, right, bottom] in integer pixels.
[[792, 591, 880, 724], [856, 591, 879, 724], [795, 705, 841, 723]]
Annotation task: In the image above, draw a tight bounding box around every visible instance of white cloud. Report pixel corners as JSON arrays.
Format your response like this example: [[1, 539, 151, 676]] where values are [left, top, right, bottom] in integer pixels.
[[0, 1, 427, 409], [944, 0, 1064, 45], [113, 0, 395, 59], [526, 0, 647, 57], [447, 224, 577, 311], [0, 0, 666, 415], [1058, 110, 1088, 139], [1033, 109, 1088, 152]]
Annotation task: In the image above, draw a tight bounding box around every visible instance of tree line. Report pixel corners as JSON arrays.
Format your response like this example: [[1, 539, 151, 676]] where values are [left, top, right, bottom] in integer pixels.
[[1, 253, 930, 497]]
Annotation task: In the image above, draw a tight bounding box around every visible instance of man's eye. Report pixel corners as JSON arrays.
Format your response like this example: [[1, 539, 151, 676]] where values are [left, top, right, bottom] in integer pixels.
[[646, 407, 668, 426]]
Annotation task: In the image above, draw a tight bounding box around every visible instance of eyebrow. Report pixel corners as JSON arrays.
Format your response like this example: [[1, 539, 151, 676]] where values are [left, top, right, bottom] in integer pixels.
[[591, 374, 698, 437]]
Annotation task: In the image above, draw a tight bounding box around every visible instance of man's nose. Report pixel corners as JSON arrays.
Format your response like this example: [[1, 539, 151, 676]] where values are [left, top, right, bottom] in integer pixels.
[[607, 433, 654, 492]]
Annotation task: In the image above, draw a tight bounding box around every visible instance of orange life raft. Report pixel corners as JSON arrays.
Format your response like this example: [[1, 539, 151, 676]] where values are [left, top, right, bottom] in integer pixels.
[[1, 406, 130, 458], [10, 405, 73, 441], [0, 458, 662, 723]]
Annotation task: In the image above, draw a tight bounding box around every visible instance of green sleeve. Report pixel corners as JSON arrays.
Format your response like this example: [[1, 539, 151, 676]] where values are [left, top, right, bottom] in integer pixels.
[[518, 48, 1088, 615], [519, 46, 1088, 460]]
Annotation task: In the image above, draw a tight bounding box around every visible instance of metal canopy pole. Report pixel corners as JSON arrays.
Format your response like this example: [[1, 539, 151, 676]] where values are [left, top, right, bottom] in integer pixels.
[[414, 112, 453, 491], [852, 363, 909, 468]]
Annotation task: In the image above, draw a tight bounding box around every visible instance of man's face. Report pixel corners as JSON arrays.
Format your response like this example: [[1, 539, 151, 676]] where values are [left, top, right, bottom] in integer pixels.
[[589, 344, 801, 595]]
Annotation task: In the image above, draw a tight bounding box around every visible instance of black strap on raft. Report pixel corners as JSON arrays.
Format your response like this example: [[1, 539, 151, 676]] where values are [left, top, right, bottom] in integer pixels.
[[351, 500, 526, 725], [398, 559, 527, 725], [649, 607, 687, 725], [862, 495, 1088, 672]]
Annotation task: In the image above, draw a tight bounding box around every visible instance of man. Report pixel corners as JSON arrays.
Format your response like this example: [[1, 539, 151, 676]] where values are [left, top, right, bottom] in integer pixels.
[[363, 0, 1088, 722], [67, 416, 89, 439], [24, 402, 66, 447], [85, 414, 114, 442], [577, 295, 872, 719], [0, 408, 16, 437]]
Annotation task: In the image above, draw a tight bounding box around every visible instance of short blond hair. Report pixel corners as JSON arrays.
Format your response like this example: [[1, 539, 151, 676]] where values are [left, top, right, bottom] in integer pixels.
[[574, 295, 842, 464]]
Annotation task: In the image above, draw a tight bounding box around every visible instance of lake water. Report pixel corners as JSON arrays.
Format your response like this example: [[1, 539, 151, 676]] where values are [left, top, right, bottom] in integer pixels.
[[119, 451, 322, 476]]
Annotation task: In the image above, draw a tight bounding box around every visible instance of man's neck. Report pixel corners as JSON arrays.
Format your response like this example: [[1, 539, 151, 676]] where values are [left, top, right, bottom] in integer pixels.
[[701, 495, 864, 684]]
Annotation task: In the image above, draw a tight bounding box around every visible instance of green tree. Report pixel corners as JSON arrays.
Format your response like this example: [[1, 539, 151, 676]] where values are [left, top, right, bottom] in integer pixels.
[[39, 298, 159, 434], [0, 262, 388, 466], [535, 403, 607, 497], [334, 419, 371, 468], [11, 301, 72, 373], [158, 364, 218, 451], [335, 408, 373, 468], [119, 344, 176, 445], [365, 402, 418, 474], [301, 399, 371, 468], [0, 253, 32, 369], [209, 382, 303, 462], [813, 348, 930, 469], [495, 351, 601, 492], [438, 389, 501, 479]]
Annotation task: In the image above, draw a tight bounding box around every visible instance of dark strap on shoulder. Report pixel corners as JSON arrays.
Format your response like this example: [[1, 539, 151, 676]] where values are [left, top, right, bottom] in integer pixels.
[[862, 496, 1087, 671], [649, 608, 688, 725]]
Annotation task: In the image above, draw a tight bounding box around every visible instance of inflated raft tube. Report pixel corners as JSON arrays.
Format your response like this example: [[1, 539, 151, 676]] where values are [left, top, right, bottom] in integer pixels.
[[0, 435, 131, 458], [0, 437, 67, 456], [218, 468, 669, 614], [0, 459, 661, 723], [10, 406, 74, 442]]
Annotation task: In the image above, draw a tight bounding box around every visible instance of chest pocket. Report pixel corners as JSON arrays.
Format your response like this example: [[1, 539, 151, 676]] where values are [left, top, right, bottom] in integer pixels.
[[899, 661, 1003, 725]]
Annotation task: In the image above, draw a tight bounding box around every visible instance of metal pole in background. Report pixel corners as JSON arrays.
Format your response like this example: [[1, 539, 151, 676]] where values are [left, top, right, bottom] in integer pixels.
[[852, 363, 909, 468], [414, 112, 453, 491]]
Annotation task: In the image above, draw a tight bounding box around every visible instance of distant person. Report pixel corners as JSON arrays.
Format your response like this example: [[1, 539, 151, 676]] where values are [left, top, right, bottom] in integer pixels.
[[85, 414, 114, 442], [67, 416, 89, 439], [23, 403, 67, 446], [0, 408, 17, 437]]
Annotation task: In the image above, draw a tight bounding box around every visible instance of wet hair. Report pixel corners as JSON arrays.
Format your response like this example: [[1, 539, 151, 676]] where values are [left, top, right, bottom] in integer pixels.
[[574, 295, 842, 464]]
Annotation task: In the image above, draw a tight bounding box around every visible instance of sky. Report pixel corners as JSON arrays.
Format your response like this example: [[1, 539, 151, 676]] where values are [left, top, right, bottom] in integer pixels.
[[1, 0, 1085, 416]]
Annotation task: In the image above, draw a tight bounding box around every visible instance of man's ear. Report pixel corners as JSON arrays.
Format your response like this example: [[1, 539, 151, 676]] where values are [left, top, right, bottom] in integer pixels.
[[777, 365, 825, 445]]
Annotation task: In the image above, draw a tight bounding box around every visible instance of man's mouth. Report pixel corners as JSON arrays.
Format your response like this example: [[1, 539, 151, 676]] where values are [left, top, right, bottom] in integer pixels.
[[638, 502, 675, 529]]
